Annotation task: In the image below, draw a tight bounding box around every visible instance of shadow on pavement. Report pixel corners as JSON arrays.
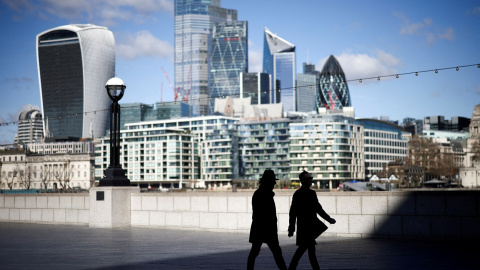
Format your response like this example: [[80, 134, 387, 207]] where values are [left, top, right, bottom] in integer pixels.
[[0, 223, 477, 270], [92, 237, 477, 270]]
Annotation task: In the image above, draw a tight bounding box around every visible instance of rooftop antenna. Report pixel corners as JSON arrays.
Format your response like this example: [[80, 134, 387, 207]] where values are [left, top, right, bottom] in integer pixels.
[[307, 48, 309, 64]]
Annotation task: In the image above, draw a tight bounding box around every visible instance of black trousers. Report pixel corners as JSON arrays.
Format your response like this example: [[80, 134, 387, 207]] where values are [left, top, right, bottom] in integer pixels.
[[247, 241, 287, 270], [288, 244, 320, 270]]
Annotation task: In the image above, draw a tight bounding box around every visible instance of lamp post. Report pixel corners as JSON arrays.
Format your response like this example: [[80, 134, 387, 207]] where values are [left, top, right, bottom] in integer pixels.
[[98, 77, 130, 186]]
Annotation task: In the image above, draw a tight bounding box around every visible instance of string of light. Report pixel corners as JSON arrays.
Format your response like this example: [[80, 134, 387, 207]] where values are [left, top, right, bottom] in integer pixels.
[[1, 63, 479, 128]]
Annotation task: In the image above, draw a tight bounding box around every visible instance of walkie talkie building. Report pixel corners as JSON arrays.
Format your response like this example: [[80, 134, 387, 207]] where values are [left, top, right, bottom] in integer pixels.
[[37, 24, 115, 138]]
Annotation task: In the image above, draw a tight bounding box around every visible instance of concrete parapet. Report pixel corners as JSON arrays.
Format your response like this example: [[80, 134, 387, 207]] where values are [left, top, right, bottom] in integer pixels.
[[0, 193, 90, 225], [1, 190, 479, 239]]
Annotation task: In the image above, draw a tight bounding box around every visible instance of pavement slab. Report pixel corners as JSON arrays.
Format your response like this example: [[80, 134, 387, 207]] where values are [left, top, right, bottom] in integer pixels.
[[0, 222, 476, 269]]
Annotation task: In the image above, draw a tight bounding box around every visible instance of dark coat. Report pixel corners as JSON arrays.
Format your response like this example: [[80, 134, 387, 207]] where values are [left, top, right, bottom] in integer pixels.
[[288, 187, 331, 246], [249, 187, 279, 244]]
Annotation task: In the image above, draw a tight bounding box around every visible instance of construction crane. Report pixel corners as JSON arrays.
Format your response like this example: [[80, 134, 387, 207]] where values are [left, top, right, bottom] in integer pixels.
[[161, 67, 181, 101]]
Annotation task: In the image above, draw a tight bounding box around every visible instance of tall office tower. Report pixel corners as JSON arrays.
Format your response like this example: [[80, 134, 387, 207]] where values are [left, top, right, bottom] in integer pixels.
[[303, 62, 319, 75], [15, 109, 44, 144], [174, 0, 237, 116], [296, 62, 320, 113], [263, 28, 296, 112], [37, 24, 115, 138], [317, 55, 351, 111], [240, 73, 270, 105], [208, 21, 248, 113]]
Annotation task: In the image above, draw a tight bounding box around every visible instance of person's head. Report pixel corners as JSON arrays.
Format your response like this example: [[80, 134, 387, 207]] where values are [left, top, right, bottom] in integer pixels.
[[260, 169, 278, 189], [299, 170, 313, 188]]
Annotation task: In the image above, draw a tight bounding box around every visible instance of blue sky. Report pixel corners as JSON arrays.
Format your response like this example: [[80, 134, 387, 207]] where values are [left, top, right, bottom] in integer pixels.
[[0, 0, 479, 144]]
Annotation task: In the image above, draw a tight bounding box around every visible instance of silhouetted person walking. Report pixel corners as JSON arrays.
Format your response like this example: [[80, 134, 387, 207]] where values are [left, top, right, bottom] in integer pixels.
[[247, 169, 288, 270], [288, 171, 336, 270]]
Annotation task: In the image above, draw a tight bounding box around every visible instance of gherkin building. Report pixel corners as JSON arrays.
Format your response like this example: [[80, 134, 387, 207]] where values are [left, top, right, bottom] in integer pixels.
[[317, 55, 351, 111]]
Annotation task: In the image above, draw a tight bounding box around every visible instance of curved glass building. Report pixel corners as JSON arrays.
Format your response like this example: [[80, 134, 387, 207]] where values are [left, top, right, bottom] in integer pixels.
[[37, 24, 115, 138], [317, 55, 351, 111]]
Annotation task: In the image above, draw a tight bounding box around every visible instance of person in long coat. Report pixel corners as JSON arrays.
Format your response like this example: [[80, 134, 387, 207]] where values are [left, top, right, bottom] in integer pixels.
[[247, 169, 287, 270], [288, 170, 336, 270]]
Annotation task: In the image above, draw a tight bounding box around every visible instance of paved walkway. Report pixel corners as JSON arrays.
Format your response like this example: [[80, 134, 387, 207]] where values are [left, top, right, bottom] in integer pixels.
[[0, 222, 476, 269]]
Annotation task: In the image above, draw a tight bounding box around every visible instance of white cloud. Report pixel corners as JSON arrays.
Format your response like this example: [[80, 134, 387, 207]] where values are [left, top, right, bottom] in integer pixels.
[[476, 86, 480, 95], [395, 12, 455, 45], [3, 0, 173, 26], [248, 39, 262, 73], [317, 50, 402, 81], [430, 91, 441, 98], [3, 76, 35, 90], [2, 0, 34, 12], [7, 104, 41, 122], [117, 30, 173, 60], [471, 7, 480, 17], [248, 50, 262, 73], [400, 18, 432, 35], [438, 27, 455, 41]]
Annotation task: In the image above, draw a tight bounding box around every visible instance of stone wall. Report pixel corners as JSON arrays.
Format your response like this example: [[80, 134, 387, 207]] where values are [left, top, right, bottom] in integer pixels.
[[1, 190, 479, 238], [0, 193, 89, 225], [130, 190, 480, 238]]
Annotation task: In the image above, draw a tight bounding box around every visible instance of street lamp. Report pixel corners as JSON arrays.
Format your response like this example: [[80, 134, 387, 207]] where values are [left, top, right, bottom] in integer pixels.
[[98, 77, 130, 186]]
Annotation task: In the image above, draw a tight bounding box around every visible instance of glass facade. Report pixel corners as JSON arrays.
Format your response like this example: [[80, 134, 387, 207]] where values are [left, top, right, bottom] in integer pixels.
[[296, 73, 317, 112], [274, 53, 296, 112], [356, 119, 408, 178], [37, 25, 115, 138], [208, 21, 248, 113], [202, 124, 237, 184], [240, 73, 270, 105], [317, 55, 351, 111], [289, 114, 364, 189], [263, 28, 296, 112], [235, 119, 291, 180], [119, 102, 190, 131], [174, 0, 237, 116], [95, 115, 238, 188]]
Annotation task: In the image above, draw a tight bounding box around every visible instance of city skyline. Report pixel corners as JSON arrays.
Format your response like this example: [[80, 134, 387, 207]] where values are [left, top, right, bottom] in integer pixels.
[[1, 0, 479, 143]]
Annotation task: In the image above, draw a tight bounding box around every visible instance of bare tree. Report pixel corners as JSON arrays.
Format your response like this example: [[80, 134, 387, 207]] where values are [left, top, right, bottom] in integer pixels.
[[18, 164, 34, 190], [471, 140, 480, 164], [405, 136, 458, 182], [40, 165, 53, 190], [3, 169, 18, 190], [54, 161, 73, 190]]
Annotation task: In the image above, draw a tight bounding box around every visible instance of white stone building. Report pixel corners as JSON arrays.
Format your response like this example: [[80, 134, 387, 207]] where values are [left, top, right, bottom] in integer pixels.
[[0, 149, 94, 191]]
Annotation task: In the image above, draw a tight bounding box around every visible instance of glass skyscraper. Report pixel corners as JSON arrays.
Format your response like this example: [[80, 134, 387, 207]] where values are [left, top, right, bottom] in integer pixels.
[[240, 73, 270, 105], [174, 0, 237, 116], [317, 55, 352, 111], [296, 62, 320, 113], [208, 21, 248, 113], [120, 102, 190, 130], [37, 24, 115, 139], [263, 28, 296, 112]]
